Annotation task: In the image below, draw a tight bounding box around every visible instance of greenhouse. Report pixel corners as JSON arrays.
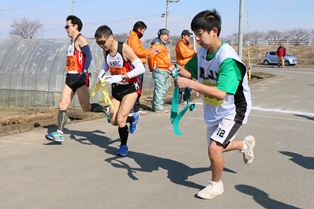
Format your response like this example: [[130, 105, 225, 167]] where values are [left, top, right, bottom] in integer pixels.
[[0, 39, 154, 108]]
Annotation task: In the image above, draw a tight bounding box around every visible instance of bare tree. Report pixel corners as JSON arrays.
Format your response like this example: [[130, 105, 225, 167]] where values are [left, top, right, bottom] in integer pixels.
[[223, 33, 239, 46], [265, 30, 284, 41], [285, 28, 311, 46], [170, 35, 181, 45], [245, 31, 266, 46], [113, 33, 129, 42], [143, 38, 153, 43], [10, 17, 43, 39]]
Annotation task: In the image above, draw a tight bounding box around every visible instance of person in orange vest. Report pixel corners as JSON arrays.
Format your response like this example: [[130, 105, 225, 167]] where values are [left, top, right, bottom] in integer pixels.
[[175, 29, 197, 103], [127, 21, 159, 115], [148, 28, 171, 113]]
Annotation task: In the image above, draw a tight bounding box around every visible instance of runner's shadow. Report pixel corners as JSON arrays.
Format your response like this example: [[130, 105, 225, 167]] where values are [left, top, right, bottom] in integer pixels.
[[235, 184, 301, 209], [43, 125, 57, 133], [294, 114, 314, 121], [43, 125, 119, 153], [43, 126, 237, 190], [139, 103, 152, 111], [105, 151, 236, 190], [65, 128, 120, 155], [279, 151, 314, 170]]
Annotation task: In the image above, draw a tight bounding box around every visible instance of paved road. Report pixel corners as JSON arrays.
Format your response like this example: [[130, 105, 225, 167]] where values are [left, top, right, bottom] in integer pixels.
[[1, 67, 313, 209]]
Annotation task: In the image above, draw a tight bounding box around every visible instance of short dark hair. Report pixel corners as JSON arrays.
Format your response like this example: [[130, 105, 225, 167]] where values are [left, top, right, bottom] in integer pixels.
[[94, 25, 113, 39], [191, 9, 222, 36], [132, 21, 147, 32], [66, 15, 83, 32]]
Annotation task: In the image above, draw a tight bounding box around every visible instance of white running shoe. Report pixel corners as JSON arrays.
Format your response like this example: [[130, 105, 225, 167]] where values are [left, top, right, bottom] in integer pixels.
[[137, 110, 147, 115], [196, 180, 224, 199], [155, 109, 169, 113], [243, 135, 256, 164]]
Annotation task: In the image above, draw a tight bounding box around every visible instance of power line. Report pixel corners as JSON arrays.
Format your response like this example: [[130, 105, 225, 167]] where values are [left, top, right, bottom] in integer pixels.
[[41, 13, 163, 32], [0, 2, 45, 11], [248, 7, 314, 13]]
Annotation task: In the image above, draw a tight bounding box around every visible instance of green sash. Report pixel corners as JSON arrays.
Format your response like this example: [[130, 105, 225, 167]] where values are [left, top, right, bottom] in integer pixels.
[[170, 64, 195, 136]]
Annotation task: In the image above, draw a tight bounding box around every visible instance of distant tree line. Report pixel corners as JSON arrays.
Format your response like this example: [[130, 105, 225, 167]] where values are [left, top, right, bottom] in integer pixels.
[[10, 17, 314, 47], [223, 28, 314, 46], [120, 29, 314, 47]]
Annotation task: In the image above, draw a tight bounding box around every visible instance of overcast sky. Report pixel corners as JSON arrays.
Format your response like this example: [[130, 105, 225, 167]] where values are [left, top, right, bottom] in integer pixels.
[[0, 0, 313, 39]]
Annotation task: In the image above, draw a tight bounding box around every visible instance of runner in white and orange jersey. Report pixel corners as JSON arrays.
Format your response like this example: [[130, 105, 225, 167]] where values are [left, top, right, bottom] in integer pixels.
[[45, 15, 104, 143]]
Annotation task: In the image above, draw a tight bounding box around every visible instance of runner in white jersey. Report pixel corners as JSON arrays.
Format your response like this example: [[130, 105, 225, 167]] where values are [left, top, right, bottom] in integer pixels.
[[94, 25, 145, 157], [168, 9, 256, 200]]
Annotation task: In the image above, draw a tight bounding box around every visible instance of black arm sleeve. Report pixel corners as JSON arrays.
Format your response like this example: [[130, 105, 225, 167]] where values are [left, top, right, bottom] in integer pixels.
[[81, 45, 92, 72]]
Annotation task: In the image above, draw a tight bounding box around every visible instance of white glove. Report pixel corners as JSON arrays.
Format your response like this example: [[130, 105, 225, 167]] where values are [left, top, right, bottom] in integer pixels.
[[105, 75, 123, 84], [97, 69, 106, 82]]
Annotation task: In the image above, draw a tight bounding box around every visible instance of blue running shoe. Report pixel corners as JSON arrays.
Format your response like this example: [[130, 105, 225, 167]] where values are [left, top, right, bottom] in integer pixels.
[[130, 113, 140, 134], [116, 145, 128, 156], [45, 132, 64, 142]]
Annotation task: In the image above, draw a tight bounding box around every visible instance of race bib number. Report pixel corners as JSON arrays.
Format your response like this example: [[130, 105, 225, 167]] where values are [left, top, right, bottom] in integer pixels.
[[202, 80, 223, 107], [109, 67, 127, 75], [66, 55, 78, 71]]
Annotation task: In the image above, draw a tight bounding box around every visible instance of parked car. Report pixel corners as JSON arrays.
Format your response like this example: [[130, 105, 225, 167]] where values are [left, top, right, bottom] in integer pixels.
[[263, 51, 298, 66]]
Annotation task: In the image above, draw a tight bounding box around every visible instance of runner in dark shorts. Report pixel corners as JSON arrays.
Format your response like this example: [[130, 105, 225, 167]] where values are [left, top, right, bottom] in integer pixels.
[[95, 25, 145, 156]]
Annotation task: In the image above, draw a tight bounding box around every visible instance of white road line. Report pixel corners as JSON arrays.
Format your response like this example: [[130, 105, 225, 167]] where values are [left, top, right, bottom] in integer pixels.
[[250, 114, 312, 122], [194, 103, 314, 116], [251, 106, 314, 116], [253, 68, 314, 75], [185, 102, 314, 122]]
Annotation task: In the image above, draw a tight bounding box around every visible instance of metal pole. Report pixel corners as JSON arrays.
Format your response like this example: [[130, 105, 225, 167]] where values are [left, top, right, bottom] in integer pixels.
[[238, 0, 244, 59], [165, 0, 169, 29], [165, 0, 179, 29]]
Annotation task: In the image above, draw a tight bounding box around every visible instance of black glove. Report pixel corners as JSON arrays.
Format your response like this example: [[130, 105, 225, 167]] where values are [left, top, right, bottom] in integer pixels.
[[77, 69, 89, 88]]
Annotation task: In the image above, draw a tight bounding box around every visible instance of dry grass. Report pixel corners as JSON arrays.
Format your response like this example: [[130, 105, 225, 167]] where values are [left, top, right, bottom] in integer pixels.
[[238, 45, 314, 66]]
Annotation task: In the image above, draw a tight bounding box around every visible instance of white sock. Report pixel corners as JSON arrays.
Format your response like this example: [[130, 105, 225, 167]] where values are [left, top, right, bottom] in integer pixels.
[[57, 130, 63, 135], [241, 141, 248, 151], [212, 180, 220, 184]]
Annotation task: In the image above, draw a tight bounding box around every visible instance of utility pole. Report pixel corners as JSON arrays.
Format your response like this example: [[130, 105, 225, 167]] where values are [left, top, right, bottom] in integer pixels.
[[72, 0, 74, 15], [165, 0, 179, 29], [238, 0, 244, 59]]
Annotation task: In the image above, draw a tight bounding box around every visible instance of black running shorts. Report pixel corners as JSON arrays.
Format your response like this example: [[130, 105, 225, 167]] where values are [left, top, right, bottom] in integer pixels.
[[111, 81, 139, 102], [65, 73, 89, 92]]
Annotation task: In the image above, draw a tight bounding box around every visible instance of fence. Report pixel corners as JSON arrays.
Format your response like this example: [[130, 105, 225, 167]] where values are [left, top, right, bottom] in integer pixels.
[[267, 40, 311, 46]]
